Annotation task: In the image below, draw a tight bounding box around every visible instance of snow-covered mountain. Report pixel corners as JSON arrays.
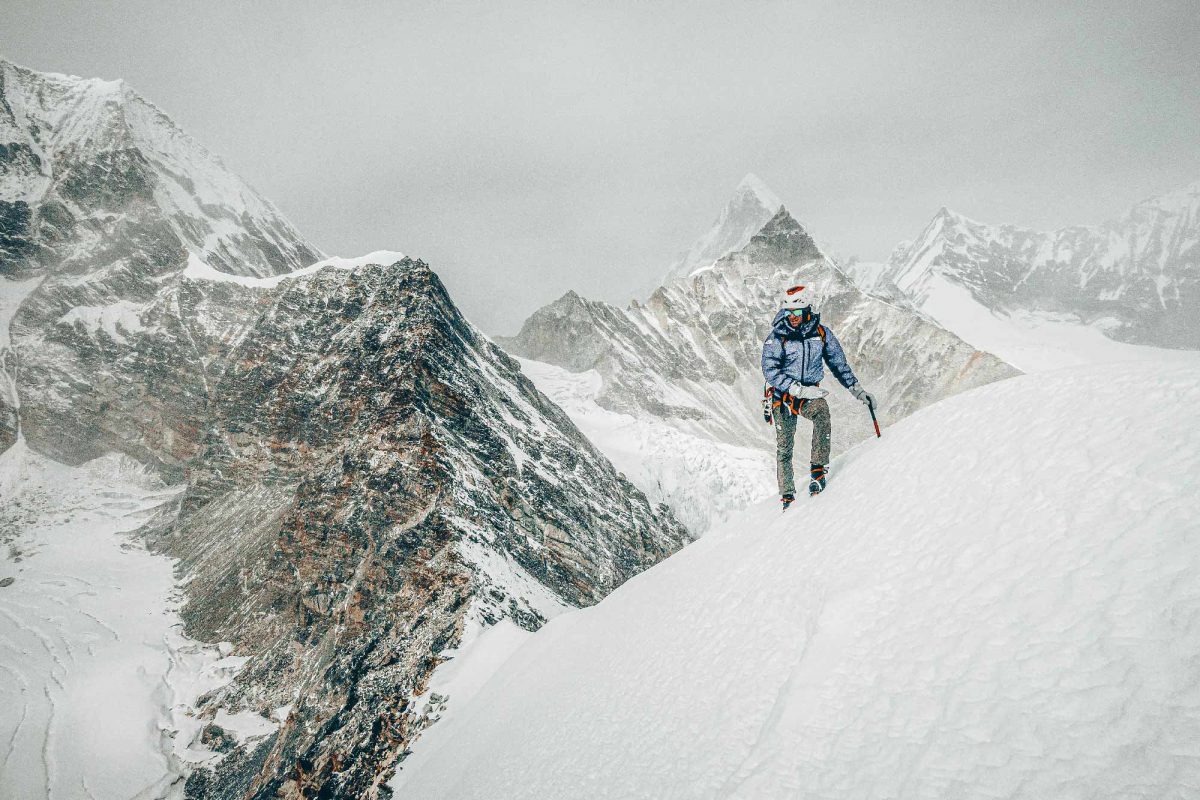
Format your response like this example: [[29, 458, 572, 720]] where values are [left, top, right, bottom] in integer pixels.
[[0, 62, 689, 799], [391, 356, 1200, 799], [0, 58, 325, 454], [501, 195, 1017, 529], [661, 173, 782, 285], [878, 182, 1200, 352], [0, 58, 321, 279]]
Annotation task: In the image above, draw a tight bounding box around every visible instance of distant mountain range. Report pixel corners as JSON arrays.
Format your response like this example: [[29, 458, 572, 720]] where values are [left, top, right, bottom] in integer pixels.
[[501, 177, 1018, 531], [505, 200, 1016, 446], [859, 182, 1200, 351]]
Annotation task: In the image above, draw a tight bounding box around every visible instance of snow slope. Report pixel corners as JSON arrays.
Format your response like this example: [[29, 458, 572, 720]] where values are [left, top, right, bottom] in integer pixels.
[[907, 272, 1200, 373], [516, 358, 773, 534], [397, 359, 1200, 799], [0, 440, 242, 800]]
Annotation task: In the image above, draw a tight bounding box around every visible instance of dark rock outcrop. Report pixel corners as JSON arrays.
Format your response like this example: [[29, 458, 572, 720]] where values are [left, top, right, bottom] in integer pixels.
[[1, 60, 690, 798]]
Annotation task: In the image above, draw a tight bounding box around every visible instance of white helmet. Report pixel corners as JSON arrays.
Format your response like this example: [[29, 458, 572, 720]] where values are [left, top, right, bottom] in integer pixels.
[[781, 284, 818, 313]]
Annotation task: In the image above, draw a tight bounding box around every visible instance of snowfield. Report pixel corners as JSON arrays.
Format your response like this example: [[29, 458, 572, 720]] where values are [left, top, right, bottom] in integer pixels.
[[516, 358, 774, 534], [0, 441, 240, 799], [395, 360, 1200, 799], [895, 270, 1200, 374]]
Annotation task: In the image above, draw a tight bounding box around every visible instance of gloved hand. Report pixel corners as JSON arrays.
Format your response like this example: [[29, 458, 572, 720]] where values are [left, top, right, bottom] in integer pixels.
[[850, 383, 876, 410]]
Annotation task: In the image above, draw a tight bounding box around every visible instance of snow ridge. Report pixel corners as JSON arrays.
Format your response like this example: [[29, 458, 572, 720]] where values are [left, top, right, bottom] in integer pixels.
[[396, 358, 1200, 800]]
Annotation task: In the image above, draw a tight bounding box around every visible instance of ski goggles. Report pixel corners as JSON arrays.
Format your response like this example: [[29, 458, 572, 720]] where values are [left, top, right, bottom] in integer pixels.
[[786, 307, 810, 317]]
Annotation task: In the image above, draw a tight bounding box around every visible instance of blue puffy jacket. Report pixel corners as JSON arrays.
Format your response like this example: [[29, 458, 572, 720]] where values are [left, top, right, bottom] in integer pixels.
[[761, 309, 859, 396]]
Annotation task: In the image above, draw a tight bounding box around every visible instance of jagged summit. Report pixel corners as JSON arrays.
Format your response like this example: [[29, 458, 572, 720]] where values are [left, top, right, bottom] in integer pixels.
[[732, 205, 825, 265], [661, 173, 785, 285], [878, 180, 1200, 348], [0, 59, 322, 279]]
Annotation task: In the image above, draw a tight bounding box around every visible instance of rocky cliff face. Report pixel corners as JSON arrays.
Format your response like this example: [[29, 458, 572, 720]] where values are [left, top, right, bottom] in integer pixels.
[[158, 258, 687, 798], [880, 183, 1200, 348], [502, 207, 1019, 457], [1, 61, 688, 798]]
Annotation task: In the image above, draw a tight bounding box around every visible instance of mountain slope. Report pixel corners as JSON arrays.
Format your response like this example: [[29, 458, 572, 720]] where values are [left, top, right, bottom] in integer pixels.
[[881, 182, 1200, 350], [0, 60, 690, 799], [0, 58, 325, 455], [395, 357, 1200, 799], [0, 58, 321, 279], [501, 205, 1018, 528]]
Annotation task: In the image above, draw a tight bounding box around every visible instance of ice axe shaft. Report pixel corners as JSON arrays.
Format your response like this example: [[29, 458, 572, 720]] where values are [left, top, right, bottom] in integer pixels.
[[868, 404, 881, 438]]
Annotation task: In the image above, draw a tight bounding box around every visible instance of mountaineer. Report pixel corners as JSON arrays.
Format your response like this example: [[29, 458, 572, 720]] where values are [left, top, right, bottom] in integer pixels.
[[761, 285, 876, 508]]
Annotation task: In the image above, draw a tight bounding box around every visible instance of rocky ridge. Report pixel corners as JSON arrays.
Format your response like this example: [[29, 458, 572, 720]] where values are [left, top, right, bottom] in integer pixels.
[[877, 183, 1200, 348], [1, 60, 688, 799]]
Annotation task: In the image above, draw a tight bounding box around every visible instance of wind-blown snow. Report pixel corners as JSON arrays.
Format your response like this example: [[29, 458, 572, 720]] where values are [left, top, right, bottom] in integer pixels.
[[0, 441, 236, 799], [397, 359, 1200, 799], [1, 276, 42, 417], [0, 276, 41, 352], [517, 358, 773, 534]]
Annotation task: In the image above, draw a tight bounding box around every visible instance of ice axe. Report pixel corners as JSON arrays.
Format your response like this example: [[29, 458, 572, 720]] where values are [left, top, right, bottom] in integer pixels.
[[868, 402, 881, 438]]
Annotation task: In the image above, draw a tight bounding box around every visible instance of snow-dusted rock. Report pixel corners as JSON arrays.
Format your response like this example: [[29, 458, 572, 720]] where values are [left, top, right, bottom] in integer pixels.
[[879, 183, 1200, 349], [0, 58, 321, 280], [502, 204, 1018, 479], [0, 61, 690, 799], [160, 257, 687, 797], [0, 58, 325, 461]]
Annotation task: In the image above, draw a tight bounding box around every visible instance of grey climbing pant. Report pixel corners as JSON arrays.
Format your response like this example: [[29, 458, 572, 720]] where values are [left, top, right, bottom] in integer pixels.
[[772, 398, 831, 497]]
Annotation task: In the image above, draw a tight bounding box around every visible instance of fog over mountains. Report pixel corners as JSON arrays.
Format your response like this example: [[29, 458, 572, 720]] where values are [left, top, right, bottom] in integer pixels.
[[858, 181, 1200, 351], [2, 56, 1199, 800]]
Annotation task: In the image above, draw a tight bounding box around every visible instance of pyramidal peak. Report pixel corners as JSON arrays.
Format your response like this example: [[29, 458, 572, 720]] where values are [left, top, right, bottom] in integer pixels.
[[660, 173, 786, 286], [734, 172, 783, 212]]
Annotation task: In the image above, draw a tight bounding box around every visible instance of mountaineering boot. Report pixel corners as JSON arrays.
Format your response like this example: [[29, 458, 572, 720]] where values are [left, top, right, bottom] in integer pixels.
[[808, 464, 827, 496], [781, 493, 795, 511]]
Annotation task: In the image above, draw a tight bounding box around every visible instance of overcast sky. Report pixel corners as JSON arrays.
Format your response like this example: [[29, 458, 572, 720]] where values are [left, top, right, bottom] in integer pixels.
[[5, 0, 1199, 333]]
